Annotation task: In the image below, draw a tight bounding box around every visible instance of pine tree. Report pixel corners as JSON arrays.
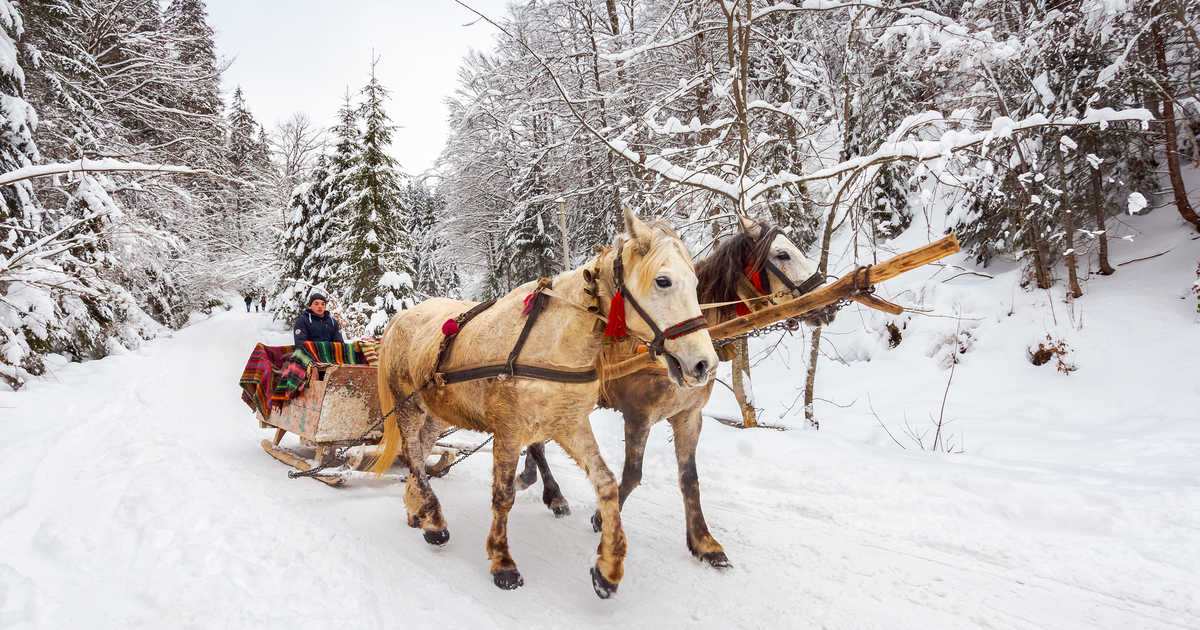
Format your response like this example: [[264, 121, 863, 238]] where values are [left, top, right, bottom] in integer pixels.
[[405, 181, 459, 299], [329, 61, 417, 335], [274, 155, 335, 316]]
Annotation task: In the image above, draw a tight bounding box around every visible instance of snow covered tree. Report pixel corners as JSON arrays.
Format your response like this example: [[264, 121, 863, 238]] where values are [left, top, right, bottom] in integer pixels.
[[404, 181, 459, 299], [328, 62, 417, 335]]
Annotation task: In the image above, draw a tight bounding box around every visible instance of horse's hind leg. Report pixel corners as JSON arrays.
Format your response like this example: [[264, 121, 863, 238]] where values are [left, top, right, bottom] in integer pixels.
[[556, 429, 626, 599], [514, 449, 539, 490], [526, 442, 570, 517], [591, 414, 651, 532], [401, 413, 449, 545], [487, 436, 524, 589], [668, 407, 729, 568]]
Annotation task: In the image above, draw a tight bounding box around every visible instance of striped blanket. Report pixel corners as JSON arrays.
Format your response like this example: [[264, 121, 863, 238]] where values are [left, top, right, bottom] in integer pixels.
[[239, 340, 375, 419]]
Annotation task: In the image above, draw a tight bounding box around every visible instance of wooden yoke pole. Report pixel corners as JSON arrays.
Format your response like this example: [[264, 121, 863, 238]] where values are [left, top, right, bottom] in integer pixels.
[[601, 235, 960, 381]]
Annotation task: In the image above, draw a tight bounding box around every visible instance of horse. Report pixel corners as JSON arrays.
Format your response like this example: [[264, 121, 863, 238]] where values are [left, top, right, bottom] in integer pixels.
[[369, 208, 718, 598], [515, 215, 828, 568]]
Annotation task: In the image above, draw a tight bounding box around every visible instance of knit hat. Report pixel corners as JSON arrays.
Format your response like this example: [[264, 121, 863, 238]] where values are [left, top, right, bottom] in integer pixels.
[[307, 292, 327, 306]]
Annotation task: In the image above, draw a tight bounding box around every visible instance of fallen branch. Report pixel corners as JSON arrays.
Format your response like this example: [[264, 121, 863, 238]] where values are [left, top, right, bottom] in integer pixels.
[[1116, 248, 1172, 266]]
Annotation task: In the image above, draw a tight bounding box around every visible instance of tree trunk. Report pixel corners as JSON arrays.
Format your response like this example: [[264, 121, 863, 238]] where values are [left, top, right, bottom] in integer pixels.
[[803, 325, 821, 430], [1088, 151, 1116, 275], [730, 338, 757, 428], [1058, 147, 1083, 297], [1153, 17, 1200, 231], [803, 187, 841, 430], [1032, 231, 1053, 290]]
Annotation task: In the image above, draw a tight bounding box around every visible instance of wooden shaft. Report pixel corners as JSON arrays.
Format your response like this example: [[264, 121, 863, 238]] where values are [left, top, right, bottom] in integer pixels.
[[850, 293, 905, 315], [601, 235, 959, 381]]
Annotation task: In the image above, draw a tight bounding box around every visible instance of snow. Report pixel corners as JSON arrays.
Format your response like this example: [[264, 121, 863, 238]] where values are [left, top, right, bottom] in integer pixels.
[[1, 198, 1198, 627], [1127, 191, 1148, 215]]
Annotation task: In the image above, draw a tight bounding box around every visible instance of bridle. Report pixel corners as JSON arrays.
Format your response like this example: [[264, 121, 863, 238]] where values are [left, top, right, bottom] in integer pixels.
[[606, 240, 709, 362], [752, 226, 824, 298]]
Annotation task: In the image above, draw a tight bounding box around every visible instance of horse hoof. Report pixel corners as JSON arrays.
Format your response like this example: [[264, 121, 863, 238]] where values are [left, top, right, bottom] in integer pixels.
[[551, 502, 571, 518], [591, 511, 602, 533], [701, 551, 733, 569], [590, 566, 618, 599], [423, 529, 450, 546], [493, 569, 524, 590]]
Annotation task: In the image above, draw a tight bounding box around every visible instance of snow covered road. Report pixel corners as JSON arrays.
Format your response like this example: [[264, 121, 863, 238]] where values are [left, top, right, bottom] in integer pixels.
[[3, 232, 1199, 629]]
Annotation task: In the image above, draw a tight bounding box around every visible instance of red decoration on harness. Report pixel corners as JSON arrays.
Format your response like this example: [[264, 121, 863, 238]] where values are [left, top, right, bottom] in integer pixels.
[[604, 291, 627, 339], [521, 292, 536, 316], [736, 264, 766, 317], [442, 319, 460, 336], [745, 264, 765, 293]]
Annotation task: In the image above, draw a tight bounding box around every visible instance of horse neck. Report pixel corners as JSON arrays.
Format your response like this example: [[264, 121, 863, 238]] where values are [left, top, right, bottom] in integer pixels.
[[695, 236, 750, 325], [536, 259, 610, 366]]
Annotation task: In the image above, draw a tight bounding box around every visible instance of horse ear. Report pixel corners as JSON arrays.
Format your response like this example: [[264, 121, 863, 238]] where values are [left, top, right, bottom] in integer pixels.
[[623, 205, 653, 251], [738, 214, 762, 238]]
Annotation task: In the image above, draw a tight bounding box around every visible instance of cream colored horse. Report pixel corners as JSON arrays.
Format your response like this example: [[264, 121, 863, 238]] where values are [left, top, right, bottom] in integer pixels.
[[518, 216, 828, 568], [370, 209, 717, 598]]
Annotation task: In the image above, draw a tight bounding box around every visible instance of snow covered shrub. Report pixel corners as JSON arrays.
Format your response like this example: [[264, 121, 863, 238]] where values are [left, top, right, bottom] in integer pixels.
[[885, 321, 903, 348], [1029, 335, 1077, 374], [927, 325, 975, 369]]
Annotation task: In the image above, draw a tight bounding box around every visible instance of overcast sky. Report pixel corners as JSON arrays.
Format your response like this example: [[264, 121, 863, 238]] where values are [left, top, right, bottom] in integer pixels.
[[208, 0, 512, 176]]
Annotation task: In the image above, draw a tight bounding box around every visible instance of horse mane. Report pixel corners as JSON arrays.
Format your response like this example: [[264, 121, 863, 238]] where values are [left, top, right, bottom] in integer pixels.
[[696, 222, 780, 318]]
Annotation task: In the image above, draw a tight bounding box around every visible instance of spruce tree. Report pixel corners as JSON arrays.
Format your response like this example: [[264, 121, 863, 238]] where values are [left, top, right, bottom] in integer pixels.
[[329, 62, 416, 334]]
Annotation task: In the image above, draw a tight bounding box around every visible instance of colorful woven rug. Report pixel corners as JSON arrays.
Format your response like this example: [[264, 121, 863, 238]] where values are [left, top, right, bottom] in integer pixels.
[[239, 341, 373, 419]]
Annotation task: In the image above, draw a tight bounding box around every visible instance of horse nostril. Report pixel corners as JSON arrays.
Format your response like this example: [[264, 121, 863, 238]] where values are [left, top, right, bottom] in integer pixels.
[[694, 360, 709, 376]]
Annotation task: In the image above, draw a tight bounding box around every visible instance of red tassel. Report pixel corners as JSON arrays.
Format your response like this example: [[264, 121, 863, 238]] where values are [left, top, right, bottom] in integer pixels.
[[735, 303, 751, 317], [442, 319, 460, 336], [745, 264, 765, 294], [604, 291, 627, 339], [521, 292, 535, 316]]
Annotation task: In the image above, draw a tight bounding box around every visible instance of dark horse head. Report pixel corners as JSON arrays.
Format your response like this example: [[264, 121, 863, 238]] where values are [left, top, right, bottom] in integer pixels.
[[696, 216, 834, 325]]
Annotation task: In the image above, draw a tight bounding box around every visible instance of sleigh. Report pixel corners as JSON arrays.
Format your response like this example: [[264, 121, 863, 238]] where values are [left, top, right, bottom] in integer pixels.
[[256, 362, 465, 486], [256, 363, 390, 486]]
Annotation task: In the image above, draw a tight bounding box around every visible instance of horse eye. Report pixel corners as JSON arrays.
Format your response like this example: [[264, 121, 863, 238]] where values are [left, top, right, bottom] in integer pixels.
[[655, 276, 672, 288], [775, 251, 791, 261]]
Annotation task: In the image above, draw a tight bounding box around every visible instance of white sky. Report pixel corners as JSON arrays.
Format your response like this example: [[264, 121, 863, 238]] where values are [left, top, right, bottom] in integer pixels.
[[208, 0, 512, 176]]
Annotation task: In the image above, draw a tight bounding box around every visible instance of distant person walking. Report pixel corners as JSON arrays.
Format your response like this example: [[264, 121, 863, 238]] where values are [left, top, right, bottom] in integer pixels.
[[243, 295, 252, 312], [258, 296, 266, 312]]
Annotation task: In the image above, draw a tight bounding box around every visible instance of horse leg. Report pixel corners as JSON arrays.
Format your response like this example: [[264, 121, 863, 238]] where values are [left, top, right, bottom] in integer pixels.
[[527, 442, 570, 517], [400, 413, 449, 545], [514, 448, 539, 491], [556, 430, 626, 599], [668, 407, 730, 568], [591, 415, 652, 532], [487, 436, 524, 590]]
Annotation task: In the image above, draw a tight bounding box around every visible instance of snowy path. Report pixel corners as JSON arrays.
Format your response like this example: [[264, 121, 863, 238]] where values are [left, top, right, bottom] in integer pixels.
[[2, 308, 1195, 629], [3, 211, 1200, 628]]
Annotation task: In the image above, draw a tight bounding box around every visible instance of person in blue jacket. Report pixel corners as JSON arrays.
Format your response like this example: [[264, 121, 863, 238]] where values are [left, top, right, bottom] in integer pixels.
[[293, 293, 344, 345]]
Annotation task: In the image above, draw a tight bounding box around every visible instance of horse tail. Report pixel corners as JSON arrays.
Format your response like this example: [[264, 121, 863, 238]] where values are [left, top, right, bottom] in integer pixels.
[[368, 409, 403, 477]]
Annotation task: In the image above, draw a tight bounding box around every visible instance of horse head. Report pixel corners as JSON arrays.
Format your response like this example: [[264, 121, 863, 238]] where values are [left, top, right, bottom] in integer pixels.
[[697, 215, 835, 325], [606, 207, 718, 388]]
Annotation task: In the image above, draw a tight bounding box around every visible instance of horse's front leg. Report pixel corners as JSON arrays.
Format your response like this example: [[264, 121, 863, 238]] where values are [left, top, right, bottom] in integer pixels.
[[525, 442, 570, 517], [487, 437, 524, 589], [557, 428, 626, 599], [668, 407, 730, 569], [591, 414, 652, 532]]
